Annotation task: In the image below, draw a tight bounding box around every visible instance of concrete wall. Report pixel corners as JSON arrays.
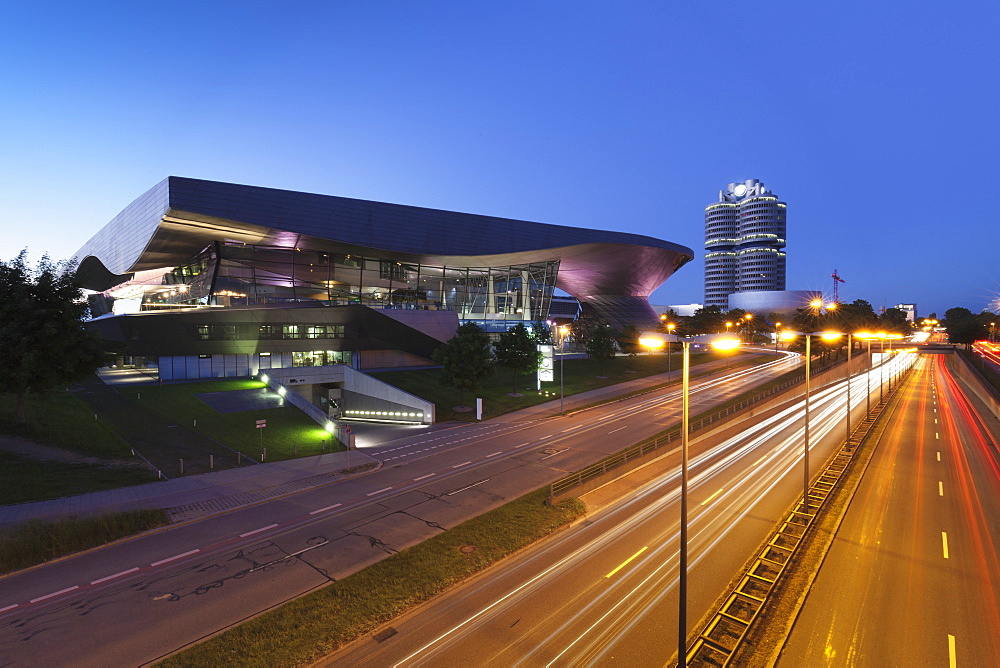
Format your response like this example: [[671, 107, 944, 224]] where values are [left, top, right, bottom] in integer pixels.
[[949, 354, 1000, 419]]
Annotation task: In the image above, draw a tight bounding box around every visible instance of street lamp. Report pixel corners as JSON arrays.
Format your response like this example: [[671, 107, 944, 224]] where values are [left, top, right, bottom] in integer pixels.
[[774, 322, 782, 351], [743, 313, 753, 342], [665, 332, 740, 668], [558, 325, 569, 414], [666, 323, 677, 377], [783, 330, 843, 511], [725, 321, 733, 334]]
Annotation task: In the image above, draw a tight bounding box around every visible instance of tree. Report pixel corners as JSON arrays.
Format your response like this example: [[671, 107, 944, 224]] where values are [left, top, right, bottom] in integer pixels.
[[493, 323, 542, 394], [530, 320, 552, 344], [683, 305, 726, 335], [943, 306, 988, 345], [431, 322, 494, 403], [586, 324, 617, 375], [618, 323, 642, 356], [879, 307, 911, 334], [0, 251, 109, 424]]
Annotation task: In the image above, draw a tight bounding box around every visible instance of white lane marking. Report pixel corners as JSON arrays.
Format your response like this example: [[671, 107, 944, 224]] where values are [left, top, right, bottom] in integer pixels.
[[948, 634, 957, 668], [939, 481, 944, 496], [367, 487, 394, 497], [486, 451, 503, 458], [936, 433, 940, 439], [451, 461, 472, 469], [90, 567, 140, 585], [607, 426, 627, 435], [413, 473, 436, 481], [151, 549, 200, 567], [561, 427, 577, 433], [310, 503, 342, 515], [517, 442, 531, 447], [0, 604, 20, 613], [937, 452, 941, 461], [935, 418, 938, 424], [30, 585, 80, 603], [942, 532, 949, 559], [240, 523, 279, 538]]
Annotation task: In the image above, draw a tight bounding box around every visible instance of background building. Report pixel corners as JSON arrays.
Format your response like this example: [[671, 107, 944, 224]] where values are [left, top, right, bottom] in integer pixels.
[[75, 177, 694, 380], [704, 179, 786, 309]]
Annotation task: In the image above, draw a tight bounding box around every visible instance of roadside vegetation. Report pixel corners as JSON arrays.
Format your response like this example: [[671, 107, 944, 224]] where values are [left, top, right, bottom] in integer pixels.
[[156, 489, 584, 668], [0, 390, 131, 458], [0, 509, 169, 575], [0, 451, 157, 505], [105, 379, 344, 463]]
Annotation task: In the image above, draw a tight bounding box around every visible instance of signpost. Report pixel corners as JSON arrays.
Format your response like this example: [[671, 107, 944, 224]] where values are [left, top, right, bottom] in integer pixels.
[[256, 419, 266, 461]]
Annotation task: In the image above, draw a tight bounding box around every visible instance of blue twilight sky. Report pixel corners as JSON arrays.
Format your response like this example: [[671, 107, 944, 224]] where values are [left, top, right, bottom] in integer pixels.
[[1, 1, 997, 318]]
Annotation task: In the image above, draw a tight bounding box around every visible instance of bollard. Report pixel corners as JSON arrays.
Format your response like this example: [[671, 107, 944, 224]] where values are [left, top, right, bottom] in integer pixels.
[[158, 470, 163, 480], [179, 459, 184, 474], [95, 413, 98, 421], [210, 454, 214, 469], [237, 451, 241, 464], [193, 419, 197, 427], [137, 393, 140, 400]]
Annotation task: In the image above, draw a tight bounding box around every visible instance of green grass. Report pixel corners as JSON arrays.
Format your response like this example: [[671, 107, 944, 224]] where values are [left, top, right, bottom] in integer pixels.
[[0, 391, 132, 458], [959, 348, 1000, 394], [373, 351, 763, 422], [0, 451, 159, 505], [132, 380, 345, 461], [157, 488, 584, 667], [0, 509, 170, 575]]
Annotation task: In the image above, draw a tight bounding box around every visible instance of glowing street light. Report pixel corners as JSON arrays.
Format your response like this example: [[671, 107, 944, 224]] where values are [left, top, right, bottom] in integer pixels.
[[782, 330, 842, 511], [665, 332, 740, 667], [558, 325, 569, 414]]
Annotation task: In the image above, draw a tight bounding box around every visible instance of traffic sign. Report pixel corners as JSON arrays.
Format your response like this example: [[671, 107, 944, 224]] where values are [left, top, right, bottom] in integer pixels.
[[256, 419, 267, 429]]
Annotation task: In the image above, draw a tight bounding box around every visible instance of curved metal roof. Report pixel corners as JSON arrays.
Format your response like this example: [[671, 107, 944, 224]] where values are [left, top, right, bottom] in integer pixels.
[[74, 177, 694, 327]]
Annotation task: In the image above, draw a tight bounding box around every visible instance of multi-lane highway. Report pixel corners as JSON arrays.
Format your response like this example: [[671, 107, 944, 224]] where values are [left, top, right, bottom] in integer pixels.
[[0, 353, 798, 666], [322, 353, 917, 666], [780, 354, 1000, 666]]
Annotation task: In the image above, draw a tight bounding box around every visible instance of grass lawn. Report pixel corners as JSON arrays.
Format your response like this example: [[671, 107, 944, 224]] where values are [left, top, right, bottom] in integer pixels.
[[373, 350, 768, 422], [135, 379, 345, 462], [0, 451, 158, 505], [0, 391, 132, 458], [0, 509, 169, 575], [157, 488, 584, 668]]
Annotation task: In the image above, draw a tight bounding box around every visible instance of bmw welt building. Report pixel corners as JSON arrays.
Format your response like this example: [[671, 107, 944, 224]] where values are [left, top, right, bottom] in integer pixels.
[[74, 177, 692, 380]]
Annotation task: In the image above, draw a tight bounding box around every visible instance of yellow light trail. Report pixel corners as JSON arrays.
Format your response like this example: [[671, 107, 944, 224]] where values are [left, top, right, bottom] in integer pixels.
[[605, 546, 648, 579]]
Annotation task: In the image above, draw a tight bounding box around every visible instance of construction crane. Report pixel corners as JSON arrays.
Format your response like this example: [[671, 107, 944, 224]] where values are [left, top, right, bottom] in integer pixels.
[[831, 269, 845, 303]]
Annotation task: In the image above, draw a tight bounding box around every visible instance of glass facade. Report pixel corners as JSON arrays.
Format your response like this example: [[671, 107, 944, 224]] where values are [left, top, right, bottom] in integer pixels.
[[119, 242, 558, 326]]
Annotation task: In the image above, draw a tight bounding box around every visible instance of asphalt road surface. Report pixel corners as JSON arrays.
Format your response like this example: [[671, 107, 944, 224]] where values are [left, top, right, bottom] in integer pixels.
[[780, 354, 1000, 666]]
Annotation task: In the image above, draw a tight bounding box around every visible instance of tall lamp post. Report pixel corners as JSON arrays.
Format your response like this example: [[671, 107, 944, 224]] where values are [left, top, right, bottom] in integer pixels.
[[856, 332, 875, 415], [663, 332, 740, 668], [784, 330, 843, 510], [774, 322, 782, 351], [558, 325, 569, 414], [666, 323, 677, 377]]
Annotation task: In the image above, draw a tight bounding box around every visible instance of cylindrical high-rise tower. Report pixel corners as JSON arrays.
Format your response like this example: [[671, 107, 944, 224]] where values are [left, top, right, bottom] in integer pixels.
[[704, 179, 786, 310]]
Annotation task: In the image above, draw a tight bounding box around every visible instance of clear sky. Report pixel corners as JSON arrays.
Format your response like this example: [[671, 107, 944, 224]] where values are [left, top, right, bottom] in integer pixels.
[[2, 1, 997, 318]]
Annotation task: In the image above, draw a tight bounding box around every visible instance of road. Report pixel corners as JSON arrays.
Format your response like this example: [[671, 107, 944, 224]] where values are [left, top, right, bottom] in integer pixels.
[[780, 354, 1000, 666], [0, 353, 798, 666], [321, 353, 916, 666]]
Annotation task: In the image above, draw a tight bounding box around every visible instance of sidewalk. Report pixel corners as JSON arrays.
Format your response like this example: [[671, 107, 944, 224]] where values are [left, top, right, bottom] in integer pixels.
[[0, 450, 379, 527]]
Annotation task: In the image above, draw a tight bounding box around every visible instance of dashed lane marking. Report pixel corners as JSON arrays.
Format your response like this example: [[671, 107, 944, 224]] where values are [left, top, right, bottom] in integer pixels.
[[240, 524, 279, 538], [605, 546, 648, 579], [151, 549, 200, 568], [30, 586, 80, 604], [413, 473, 436, 481], [607, 426, 627, 435], [451, 461, 472, 469], [0, 604, 20, 613], [948, 634, 957, 668], [942, 532, 950, 559], [367, 487, 394, 497], [90, 567, 140, 585], [310, 503, 342, 515], [939, 481, 944, 496], [486, 451, 503, 457]]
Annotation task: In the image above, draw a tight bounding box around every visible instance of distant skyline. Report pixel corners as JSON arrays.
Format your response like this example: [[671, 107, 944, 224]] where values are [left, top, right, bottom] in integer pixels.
[[2, 2, 998, 318]]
